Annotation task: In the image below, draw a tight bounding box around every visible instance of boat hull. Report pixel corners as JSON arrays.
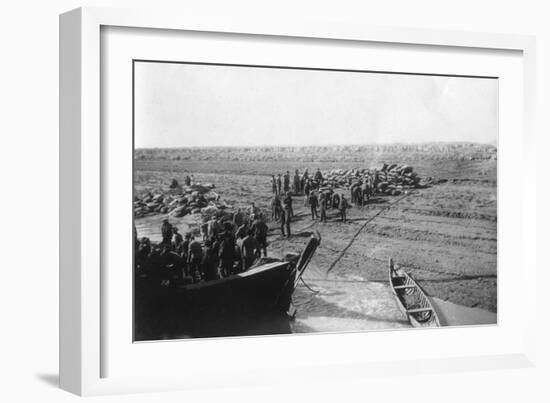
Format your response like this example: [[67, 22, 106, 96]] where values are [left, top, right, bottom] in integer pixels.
[[135, 261, 296, 339]]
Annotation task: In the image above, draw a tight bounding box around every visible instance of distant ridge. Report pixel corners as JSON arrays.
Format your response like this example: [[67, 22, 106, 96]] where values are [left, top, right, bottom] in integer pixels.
[[135, 142, 497, 163]]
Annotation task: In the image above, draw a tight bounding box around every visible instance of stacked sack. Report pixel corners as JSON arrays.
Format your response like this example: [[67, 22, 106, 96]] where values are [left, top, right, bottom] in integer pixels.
[[134, 182, 231, 219], [320, 164, 426, 196]]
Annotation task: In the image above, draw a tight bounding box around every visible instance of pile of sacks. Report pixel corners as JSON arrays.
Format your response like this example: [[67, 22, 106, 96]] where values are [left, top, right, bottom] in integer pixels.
[[134, 182, 232, 219], [323, 163, 425, 196]]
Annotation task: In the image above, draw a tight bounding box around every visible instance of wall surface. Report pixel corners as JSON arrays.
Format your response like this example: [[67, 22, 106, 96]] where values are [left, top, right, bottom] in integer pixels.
[[0, 0, 547, 402]]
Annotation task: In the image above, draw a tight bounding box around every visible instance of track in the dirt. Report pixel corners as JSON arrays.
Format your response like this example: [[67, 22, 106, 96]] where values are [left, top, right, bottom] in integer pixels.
[[325, 192, 414, 275]]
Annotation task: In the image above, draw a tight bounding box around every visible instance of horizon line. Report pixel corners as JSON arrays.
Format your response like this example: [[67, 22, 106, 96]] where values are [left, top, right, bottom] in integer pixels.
[[134, 140, 497, 150]]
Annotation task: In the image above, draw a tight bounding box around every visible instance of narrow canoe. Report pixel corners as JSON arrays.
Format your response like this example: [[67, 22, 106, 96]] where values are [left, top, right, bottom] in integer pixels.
[[388, 257, 440, 328]]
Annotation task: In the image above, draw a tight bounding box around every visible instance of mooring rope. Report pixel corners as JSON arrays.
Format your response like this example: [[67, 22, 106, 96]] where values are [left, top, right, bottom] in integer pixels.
[[325, 192, 414, 275]]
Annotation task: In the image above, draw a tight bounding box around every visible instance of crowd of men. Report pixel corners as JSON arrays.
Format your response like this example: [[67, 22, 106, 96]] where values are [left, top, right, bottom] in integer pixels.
[[269, 167, 385, 225], [134, 207, 269, 284]]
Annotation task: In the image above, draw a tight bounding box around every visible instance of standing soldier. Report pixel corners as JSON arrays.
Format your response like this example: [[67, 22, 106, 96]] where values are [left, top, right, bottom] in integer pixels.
[[319, 193, 327, 223], [251, 216, 269, 257], [372, 170, 379, 195], [161, 219, 173, 246], [201, 239, 219, 281], [339, 194, 349, 223], [354, 185, 363, 208], [187, 235, 204, 282], [283, 171, 290, 194], [179, 232, 192, 277], [293, 170, 301, 195], [271, 194, 282, 221], [303, 179, 311, 206], [332, 192, 340, 212], [282, 192, 292, 237], [308, 191, 319, 220], [276, 174, 282, 195], [241, 229, 261, 271], [218, 224, 236, 277], [361, 178, 370, 205], [271, 175, 277, 195], [349, 182, 357, 205], [314, 168, 323, 183], [172, 227, 183, 249]]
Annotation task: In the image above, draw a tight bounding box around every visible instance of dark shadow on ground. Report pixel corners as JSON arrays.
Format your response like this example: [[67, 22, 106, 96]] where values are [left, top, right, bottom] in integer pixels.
[[35, 373, 59, 388]]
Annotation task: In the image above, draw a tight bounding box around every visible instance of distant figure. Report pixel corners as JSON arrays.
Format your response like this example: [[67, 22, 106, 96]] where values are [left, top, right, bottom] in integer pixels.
[[241, 229, 260, 271], [281, 193, 292, 237], [271, 175, 277, 194], [314, 168, 323, 182], [276, 174, 282, 195], [293, 170, 301, 194], [201, 239, 219, 281], [161, 219, 173, 246], [248, 202, 260, 218], [319, 193, 327, 223], [372, 170, 379, 195], [361, 180, 370, 205], [251, 216, 269, 257], [339, 194, 349, 223], [233, 208, 246, 229], [200, 221, 209, 241], [169, 178, 179, 189], [301, 169, 309, 191], [308, 192, 319, 220], [271, 194, 282, 221], [303, 180, 311, 206], [354, 185, 363, 207], [172, 227, 183, 248], [350, 183, 358, 204], [218, 228, 236, 277], [332, 193, 340, 211], [187, 236, 204, 282], [179, 232, 192, 277], [283, 171, 290, 193], [185, 175, 191, 186]]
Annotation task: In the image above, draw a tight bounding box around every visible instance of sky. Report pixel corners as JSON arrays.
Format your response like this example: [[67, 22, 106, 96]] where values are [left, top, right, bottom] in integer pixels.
[[134, 62, 498, 148]]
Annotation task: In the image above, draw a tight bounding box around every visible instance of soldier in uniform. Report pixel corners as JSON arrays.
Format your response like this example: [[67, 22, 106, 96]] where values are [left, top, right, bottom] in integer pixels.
[[251, 216, 269, 257], [271, 175, 277, 194], [241, 229, 261, 271], [293, 170, 301, 195], [201, 239, 219, 281], [161, 219, 173, 246], [271, 194, 282, 221], [281, 193, 292, 237], [339, 194, 349, 223], [187, 235, 204, 282], [218, 225, 236, 277], [308, 191, 319, 220], [283, 171, 290, 194], [276, 174, 282, 195], [319, 192, 327, 223]]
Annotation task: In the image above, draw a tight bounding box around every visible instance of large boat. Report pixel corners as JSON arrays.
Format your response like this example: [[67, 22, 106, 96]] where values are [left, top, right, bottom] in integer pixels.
[[388, 257, 440, 328], [134, 232, 321, 339]]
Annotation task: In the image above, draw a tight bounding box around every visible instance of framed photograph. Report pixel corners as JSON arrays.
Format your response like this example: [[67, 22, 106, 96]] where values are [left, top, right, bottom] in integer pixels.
[[60, 7, 537, 396]]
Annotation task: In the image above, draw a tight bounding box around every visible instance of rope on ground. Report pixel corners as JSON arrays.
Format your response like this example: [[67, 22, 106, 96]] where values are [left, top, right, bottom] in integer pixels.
[[299, 277, 320, 294], [325, 192, 414, 275]]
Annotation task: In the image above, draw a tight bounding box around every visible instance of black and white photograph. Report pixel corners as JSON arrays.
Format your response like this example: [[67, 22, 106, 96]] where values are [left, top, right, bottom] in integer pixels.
[[132, 61, 498, 341]]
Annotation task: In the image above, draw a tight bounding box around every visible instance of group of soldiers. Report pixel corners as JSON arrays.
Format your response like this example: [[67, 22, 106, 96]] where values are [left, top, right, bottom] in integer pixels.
[[134, 208, 269, 284], [270, 168, 325, 197], [268, 167, 385, 226]]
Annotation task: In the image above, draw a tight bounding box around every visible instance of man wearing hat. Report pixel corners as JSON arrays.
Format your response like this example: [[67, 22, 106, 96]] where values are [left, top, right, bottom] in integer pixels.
[[161, 218, 173, 246]]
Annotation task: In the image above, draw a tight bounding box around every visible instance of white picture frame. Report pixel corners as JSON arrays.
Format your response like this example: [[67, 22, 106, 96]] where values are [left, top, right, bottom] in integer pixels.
[[59, 6, 537, 396]]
